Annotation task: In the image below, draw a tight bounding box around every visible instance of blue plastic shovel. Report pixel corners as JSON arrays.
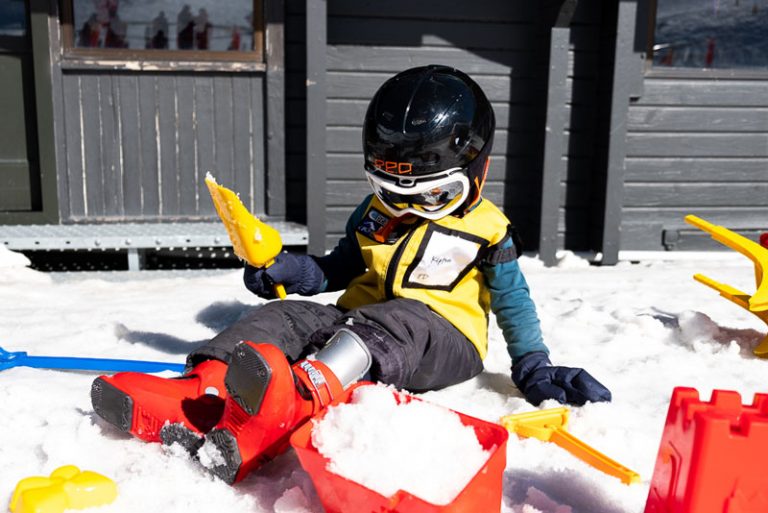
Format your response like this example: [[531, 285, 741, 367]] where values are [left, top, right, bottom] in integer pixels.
[[0, 345, 185, 374]]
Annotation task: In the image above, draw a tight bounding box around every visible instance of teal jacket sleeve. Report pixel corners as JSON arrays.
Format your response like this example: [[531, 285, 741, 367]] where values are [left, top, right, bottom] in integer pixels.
[[481, 235, 549, 364], [312, 197, 369, 292]]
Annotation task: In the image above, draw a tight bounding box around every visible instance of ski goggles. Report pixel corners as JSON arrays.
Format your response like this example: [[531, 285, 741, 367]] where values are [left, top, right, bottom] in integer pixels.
[[365, 166, 469, 220]]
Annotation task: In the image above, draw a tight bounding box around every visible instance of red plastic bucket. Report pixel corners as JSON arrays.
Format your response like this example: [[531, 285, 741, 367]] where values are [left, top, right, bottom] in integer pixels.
[[290, 383, 508, 513]]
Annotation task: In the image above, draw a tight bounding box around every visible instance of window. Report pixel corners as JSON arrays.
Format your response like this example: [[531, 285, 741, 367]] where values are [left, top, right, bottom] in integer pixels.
[[0, 0, 26, 36], [651, 0, 768, 69], [61, 0, 263, 60]]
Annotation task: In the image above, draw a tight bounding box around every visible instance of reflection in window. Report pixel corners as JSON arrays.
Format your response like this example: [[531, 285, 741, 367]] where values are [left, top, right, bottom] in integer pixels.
[[72, 0, 254, 51], [0, 0, 26, 37], [653, 0, 768, 69]]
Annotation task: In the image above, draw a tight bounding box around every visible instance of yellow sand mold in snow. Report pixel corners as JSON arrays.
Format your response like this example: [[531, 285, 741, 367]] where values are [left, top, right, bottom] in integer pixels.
[[685, 215, 768, 356], [9, 465, 118, 513], [205, 173, 286, 299]]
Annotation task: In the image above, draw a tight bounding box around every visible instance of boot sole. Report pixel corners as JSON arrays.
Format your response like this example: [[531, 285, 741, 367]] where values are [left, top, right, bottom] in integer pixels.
[[224, 343, 272, 415], [91, 377, 133, 433], [160, 423, 205, 456], [204, 428, 242, 484], [205, 343, 274, 483]]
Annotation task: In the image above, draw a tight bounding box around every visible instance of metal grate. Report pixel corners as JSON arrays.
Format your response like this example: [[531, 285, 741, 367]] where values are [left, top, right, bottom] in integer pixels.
[[0, 222, 307, 250], [0, 221, 309, 270]]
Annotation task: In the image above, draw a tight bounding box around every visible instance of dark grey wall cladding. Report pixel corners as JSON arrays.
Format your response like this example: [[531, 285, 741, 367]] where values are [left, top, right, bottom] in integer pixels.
[[285, 0, 307, 221], [58, 71, 266, 222], [288, 0, 608, 251], [622, 76, 768, 251], [559, 5, 613, 253]]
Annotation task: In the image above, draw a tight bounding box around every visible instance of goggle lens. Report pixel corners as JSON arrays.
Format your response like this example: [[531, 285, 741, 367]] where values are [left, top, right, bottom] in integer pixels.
[[365, 167, 469, 218], [376, 180, 464, 208]]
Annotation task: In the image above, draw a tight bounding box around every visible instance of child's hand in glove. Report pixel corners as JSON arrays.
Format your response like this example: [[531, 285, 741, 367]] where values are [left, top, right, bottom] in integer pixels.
[[243, 252, 325, 298], [511, 351, 612, 406]]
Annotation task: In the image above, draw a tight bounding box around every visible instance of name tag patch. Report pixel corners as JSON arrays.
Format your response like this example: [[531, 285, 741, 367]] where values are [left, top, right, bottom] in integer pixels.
[[404, 226, 486, 290]]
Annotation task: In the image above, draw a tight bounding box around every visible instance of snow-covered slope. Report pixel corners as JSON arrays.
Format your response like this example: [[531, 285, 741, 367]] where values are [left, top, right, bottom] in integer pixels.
[[1, 247, 765, 512], [654, 0, 768, 68]]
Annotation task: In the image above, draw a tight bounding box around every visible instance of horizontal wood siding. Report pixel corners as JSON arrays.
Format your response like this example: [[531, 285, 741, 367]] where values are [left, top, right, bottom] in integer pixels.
[[622, 76, 768, 250], [310, 1, 607, 250], [58, 71, 266, 222]]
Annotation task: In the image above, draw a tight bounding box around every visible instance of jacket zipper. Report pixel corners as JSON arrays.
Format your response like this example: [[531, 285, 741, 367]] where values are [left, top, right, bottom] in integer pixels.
[[384, 229, 417, 300]]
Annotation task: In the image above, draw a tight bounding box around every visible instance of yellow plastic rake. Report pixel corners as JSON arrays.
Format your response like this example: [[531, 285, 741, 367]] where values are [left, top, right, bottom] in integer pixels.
[[205, 173, 286, 299], [684, 215, 768, 356], [500, 407, 641, 485]]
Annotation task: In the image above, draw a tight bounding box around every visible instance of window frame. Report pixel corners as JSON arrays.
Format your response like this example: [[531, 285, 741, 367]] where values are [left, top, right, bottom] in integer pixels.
[[645, 0, 768, 79], [59, 0, 264, 67]]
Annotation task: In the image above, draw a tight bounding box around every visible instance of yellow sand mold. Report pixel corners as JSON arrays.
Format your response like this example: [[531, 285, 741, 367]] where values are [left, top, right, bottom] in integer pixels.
[[9, 465, 117, 513]]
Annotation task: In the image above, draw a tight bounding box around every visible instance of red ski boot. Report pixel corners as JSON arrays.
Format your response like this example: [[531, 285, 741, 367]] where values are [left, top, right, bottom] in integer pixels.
[[197, 328, 371, 484], [91, 359, 228, 444]]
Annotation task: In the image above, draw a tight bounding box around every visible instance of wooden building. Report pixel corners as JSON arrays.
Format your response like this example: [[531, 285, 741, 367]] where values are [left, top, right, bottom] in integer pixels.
[[1, 0, 766, 268]]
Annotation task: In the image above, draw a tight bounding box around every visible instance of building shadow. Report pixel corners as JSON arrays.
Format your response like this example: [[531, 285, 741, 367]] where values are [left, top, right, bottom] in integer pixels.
[[113, 300, 253, 355], [287, 0, 619, 255], [504, 467, 629, 513]]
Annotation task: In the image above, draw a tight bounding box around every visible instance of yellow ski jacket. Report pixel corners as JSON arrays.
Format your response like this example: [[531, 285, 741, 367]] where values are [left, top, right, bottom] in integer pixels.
[[316, 195, 547, 362]]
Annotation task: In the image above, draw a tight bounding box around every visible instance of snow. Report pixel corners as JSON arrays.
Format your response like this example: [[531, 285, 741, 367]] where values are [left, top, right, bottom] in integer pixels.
[[653, 0, 768, 68], [311, 383, 491, 505], [1, 244, 766, 512]]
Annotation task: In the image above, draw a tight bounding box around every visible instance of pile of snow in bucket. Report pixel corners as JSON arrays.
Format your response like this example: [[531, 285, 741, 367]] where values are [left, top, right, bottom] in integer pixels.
[[310, 384, 491, 505]]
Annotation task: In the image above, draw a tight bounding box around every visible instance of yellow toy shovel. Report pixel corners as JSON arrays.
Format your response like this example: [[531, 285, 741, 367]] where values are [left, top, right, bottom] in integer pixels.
[[500, 407, 641, 485], [205, 173, 286, 299], [685, 215, 768, 356]]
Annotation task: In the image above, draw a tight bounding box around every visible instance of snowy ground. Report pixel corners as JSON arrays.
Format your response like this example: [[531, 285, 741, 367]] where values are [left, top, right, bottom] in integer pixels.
[[1, 247, 766, 513]]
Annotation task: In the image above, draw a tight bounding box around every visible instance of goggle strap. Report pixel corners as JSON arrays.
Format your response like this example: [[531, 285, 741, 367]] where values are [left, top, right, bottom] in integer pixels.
[[468, 157, 490, 208]]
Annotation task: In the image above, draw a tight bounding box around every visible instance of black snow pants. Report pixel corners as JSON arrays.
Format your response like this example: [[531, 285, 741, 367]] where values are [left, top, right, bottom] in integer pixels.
[[187, 298, 484, 393]]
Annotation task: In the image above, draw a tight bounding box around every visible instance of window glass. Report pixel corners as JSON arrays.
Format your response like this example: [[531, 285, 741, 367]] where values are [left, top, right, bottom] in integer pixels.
[[0, 0, 26, 36], [72, 0, 254, 51], [653, 0, 768, 69]]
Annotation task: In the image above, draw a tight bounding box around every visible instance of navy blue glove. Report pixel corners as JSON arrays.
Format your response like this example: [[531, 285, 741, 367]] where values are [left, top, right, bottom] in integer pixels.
[[243, 252, 325, 298], [511, 351, 612, 406]]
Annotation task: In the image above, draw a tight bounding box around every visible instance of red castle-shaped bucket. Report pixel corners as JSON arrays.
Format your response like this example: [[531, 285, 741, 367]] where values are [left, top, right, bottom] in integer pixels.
[[290, 383, 509, 513]]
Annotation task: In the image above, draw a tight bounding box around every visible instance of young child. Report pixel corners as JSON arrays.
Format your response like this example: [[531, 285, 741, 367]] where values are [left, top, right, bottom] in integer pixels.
[[91, 64, 611, 485]]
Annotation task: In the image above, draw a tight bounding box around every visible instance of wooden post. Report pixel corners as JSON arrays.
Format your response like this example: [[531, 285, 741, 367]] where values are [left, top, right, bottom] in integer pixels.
[[538, 27, 571, 266], [538, 0, 577, 266], [306, 0, 327, 254], [600, 0, 639, 264]]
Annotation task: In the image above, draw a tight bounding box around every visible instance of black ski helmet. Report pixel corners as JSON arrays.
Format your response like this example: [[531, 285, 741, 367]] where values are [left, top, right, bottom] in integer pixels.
[[363, 65, 495, 217]]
